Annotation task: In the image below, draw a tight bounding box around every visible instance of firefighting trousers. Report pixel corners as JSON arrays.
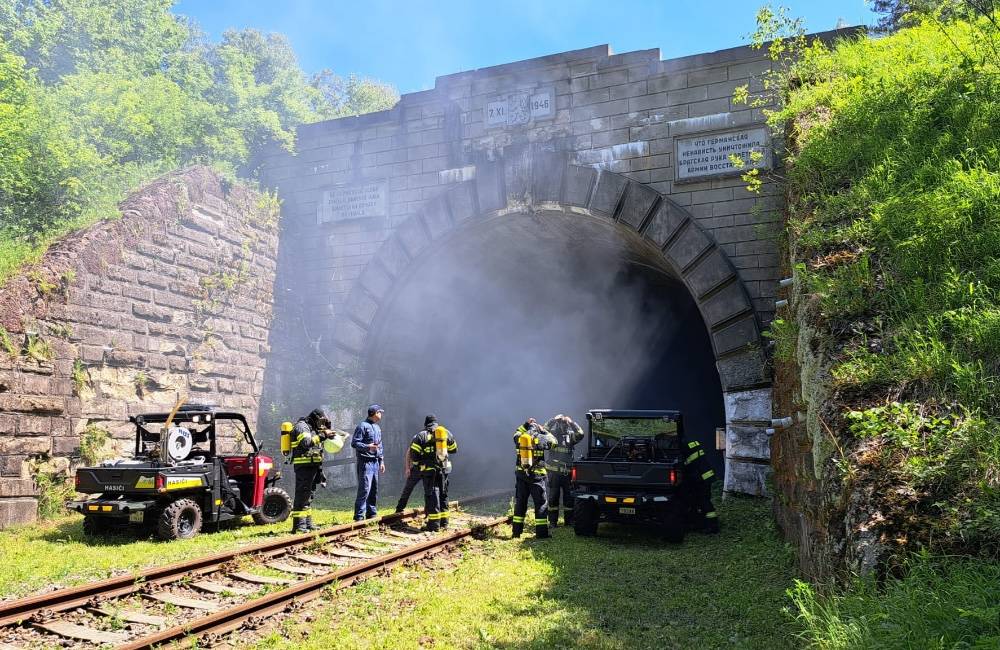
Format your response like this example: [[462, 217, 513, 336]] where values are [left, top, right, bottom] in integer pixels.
[[688, 478, 718, 531], [422, 471, 449, 530], [395, 469, 423, 512], [512, 472, 549, 538], [547, 471, 573, 525], [292, 464, 321, 517]]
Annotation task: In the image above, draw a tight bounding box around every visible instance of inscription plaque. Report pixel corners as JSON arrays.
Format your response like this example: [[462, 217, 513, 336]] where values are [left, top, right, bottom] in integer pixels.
[[485, 86, 556, 129], [529, 88, 555, 120], [317, 181, 387, 224], [486, 99, 507, 127], [674, 126, 771, 182]]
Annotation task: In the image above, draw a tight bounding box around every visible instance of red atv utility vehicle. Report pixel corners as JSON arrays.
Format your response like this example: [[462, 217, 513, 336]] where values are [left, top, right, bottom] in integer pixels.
[[69, 404, 292, 540]]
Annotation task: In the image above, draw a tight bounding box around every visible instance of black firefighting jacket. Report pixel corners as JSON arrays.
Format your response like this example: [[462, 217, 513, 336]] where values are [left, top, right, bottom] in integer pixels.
[[544, 417, 584, 474], [513, 424, 557, 478], [409, 425, 457, 475]]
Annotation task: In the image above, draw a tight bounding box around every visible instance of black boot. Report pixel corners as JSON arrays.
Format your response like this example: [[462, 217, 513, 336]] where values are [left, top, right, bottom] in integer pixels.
[[535, 523, 550, 539], [439, 516, 449, 530], [291, 516, 308, 534], [512, 522, 524, 538], [305, 515, 320, 531], [548, 514, 559, 528]]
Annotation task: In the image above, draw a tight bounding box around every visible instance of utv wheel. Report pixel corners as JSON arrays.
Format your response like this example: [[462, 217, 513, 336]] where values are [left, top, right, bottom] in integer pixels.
[[157, 498, 202, 540], [573, 498, 599, 537], [82, 516, 116, 537], [252, 487, 292, 525]]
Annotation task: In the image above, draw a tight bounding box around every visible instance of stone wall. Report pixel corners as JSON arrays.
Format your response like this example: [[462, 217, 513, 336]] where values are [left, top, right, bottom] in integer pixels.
[[261, 42, 787, 323], [0, 167, 279, 528]]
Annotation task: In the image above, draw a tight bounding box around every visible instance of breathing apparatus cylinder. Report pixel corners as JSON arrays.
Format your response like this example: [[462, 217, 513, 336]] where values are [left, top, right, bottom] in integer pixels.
[[434, 426, 449, 463], [280, 421, 293, 457], [517, 431, 534, 468]]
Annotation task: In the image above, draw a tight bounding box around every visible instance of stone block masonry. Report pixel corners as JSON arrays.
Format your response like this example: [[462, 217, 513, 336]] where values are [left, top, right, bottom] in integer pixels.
[[0, 167, 279, 527]]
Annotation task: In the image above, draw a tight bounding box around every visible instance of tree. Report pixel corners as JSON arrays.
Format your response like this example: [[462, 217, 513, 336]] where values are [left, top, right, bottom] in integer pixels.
[[0, 0, 189, 80], [311, 71, 399, 119], [871, 0, 975, 32]]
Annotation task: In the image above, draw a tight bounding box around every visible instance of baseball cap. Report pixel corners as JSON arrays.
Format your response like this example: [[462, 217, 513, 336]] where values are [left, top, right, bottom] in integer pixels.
[[367, 404, 384, 415]]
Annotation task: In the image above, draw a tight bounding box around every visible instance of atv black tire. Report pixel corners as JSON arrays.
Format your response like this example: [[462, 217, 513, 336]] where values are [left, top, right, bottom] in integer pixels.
[[157, 498, 202, 540], [572, 498, 599, 537], [252, 486, 292, 525], [82, 516, 117, 537]]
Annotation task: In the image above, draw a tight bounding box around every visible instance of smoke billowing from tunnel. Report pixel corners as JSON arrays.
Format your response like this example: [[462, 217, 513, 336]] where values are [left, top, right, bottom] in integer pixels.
[[365, 210, 725, 490]]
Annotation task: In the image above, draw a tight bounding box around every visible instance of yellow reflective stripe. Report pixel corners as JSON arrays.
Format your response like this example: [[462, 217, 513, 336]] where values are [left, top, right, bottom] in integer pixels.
[[292, 458, 321, 464], [705, 511, 719, 518], [701, 469, 715, 480], [447, 443, 457, 451], [687, 441, 700, 448], [410, 443, 421, 452], [512, 516, 525, 523], [685, 450, 704, 464]]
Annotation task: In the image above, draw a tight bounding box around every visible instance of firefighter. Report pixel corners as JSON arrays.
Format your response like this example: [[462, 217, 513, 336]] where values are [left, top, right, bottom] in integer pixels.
[[512, 418, 557, 539], [682, 438, 719, 534], [544, 414, 584, 527], [290, 408, 336, 533], [409, 414, 458, 531], [393, 437, 423, 514]]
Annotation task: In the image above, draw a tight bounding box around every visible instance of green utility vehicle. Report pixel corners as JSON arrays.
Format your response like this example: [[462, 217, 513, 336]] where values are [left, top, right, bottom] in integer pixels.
[[570, 409, 687, 542]]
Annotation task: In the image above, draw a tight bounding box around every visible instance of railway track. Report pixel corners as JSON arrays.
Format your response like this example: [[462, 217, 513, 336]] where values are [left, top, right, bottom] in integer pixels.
[[0, 492, 510, 649]]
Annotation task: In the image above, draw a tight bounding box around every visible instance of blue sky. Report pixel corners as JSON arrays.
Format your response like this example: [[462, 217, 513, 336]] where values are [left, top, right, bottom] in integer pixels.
[[174, 1, 876, 93]]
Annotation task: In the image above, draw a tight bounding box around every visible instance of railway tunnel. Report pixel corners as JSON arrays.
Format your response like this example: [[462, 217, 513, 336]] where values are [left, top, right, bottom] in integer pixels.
[[366, 207, 726, 486], [261, 44, 780, 497]]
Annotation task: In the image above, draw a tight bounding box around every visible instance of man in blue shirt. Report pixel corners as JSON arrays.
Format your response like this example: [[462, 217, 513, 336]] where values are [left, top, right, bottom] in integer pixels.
[[352, 404, 385, 520]]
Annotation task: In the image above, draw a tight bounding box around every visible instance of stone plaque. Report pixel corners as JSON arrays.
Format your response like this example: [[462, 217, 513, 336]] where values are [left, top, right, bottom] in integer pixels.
[[674, 126, 771, 182], [486, 99, 507, 127], [529, 87, 555, 120], [485, 87, 556, 129], [317, 181, 387, 224], [507, 92, 530, 126]]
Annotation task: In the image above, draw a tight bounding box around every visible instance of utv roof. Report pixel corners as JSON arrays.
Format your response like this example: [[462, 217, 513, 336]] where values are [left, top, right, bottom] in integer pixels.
[[587, 409, 682, 418]]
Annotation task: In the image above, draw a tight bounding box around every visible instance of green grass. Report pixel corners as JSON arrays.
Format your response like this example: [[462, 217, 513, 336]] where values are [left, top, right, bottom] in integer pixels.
[[252, 494, 797, 650], [790, 554, 1000, 649]]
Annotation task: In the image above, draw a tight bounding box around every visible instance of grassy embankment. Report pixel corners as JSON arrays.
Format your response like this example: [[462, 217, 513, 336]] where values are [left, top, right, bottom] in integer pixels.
[[766, 16, 1000, 648]]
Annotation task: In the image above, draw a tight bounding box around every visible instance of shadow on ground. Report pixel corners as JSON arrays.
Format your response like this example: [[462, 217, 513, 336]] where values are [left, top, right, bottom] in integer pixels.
[[491, 492, 801, 650]]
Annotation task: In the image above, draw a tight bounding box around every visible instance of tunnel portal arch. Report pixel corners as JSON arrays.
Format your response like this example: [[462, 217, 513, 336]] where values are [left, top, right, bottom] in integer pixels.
[[330, 151, 773, 494]]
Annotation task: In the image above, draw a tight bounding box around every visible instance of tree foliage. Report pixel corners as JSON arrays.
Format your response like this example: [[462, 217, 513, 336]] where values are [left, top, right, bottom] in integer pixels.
[[0, 0, 398, 283]]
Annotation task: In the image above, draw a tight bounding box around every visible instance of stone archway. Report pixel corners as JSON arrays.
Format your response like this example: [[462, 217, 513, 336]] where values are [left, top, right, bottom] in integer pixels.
[[329, 149, 772, 495]]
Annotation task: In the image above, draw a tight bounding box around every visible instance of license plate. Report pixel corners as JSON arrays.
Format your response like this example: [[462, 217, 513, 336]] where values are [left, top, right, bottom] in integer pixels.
[[619, 507, 636, 515], [129, 511, 144, 523]]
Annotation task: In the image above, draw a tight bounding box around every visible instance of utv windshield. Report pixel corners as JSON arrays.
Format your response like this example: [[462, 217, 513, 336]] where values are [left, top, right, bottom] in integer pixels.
[[589, 414, 681, 461]]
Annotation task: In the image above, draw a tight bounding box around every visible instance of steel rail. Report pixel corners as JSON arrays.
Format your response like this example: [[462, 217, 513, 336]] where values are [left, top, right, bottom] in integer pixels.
[[117, 515, 510, 650], [0, 491, 508, 627]]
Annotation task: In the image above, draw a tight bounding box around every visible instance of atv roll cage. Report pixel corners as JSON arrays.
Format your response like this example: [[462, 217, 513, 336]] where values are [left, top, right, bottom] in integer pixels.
[[130, 405, 260, 458], [588, 410, 682, 462]]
